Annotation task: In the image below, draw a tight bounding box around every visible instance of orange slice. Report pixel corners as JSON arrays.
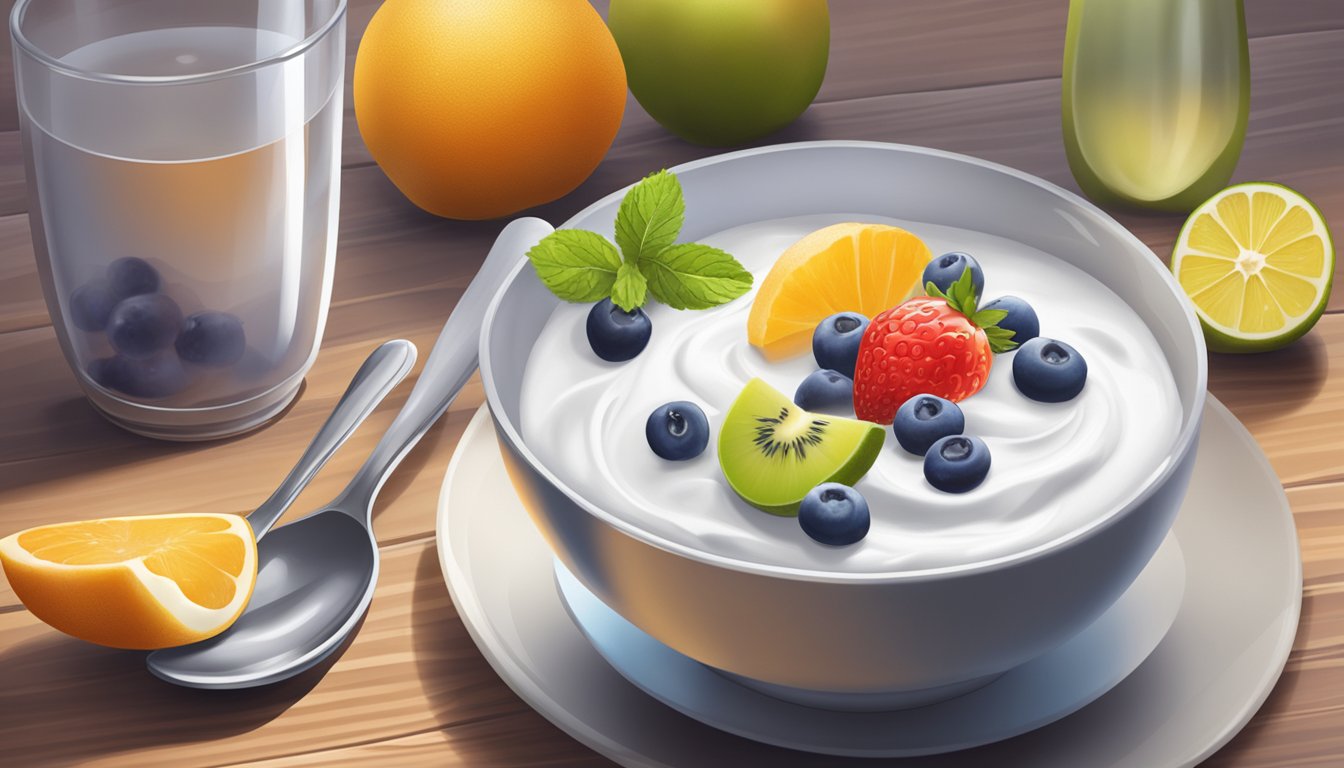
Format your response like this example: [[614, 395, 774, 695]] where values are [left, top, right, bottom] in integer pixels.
[[0, 513, 257, 649], [747, 222, 933, 358]]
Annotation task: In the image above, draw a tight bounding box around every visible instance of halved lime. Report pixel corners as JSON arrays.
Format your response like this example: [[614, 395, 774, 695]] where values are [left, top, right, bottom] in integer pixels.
[[1171, 182, 1335, 353]]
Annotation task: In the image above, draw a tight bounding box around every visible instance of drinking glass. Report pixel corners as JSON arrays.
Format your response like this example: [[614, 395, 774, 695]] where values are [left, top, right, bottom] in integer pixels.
[[1062, 0, 1248, 212], [12, 0, 345, 439]]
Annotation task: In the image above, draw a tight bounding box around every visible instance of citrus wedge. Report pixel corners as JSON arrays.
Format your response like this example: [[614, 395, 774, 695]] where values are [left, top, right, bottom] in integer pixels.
[[748, 222, 933, 359], [0, 513, 257, 649], [1172, 182, 1334, 353]]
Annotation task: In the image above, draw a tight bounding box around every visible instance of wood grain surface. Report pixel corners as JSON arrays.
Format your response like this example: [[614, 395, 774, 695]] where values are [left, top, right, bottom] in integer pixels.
[[1, 1, 1341, 765]]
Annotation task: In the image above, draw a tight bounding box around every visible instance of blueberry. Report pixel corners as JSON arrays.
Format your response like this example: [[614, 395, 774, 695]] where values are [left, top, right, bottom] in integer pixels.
[[646, 401, 709, 460], [1013, 337, 1088, 403], [794, 369, 854, 412], [924, 435, 990, 493], [107, 257, 160, 300], [107, 294, 183, 358], [893, 394, 965, 455], [177, 311, 246, 367], [86, 357, 122, 391], [87, 353, 187, 399], [69, 280, 119, 332], [799, 483, 870, 546], [981, 295, 1039, 346], [922, 251, 985, 297], [586, 298, 652, 362], [812, 312, 869, 378]]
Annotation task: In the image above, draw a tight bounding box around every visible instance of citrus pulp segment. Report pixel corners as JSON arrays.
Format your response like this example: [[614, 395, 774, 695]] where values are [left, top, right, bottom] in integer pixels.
[[0, 513, 258, 649], [1172, 182, 1334, 352], [747, 222, 933, 358]]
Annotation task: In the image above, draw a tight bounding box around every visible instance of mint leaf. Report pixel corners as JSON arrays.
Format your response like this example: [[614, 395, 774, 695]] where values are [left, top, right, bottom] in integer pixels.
[[614, 170, 685, 264], [611, 262, 648, 311], [640, 243, 753, 310], [526, 229, 622, 303]]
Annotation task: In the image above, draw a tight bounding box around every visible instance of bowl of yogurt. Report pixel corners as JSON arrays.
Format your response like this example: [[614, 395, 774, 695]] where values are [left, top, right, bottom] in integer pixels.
[[480, 141, 1207, 706]]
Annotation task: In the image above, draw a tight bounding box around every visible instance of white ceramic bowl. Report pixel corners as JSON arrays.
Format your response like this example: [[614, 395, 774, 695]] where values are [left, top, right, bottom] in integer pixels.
[[480, 141, 1206, 705]]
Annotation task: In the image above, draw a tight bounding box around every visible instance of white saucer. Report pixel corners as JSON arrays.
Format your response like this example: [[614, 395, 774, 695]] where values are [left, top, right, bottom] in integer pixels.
[[437, 396, 1300, 766]]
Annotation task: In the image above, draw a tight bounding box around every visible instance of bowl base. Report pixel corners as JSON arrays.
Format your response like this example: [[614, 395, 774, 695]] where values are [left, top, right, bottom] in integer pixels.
[[716, 668, 1002, 712], [555, 537, 1183, 754]]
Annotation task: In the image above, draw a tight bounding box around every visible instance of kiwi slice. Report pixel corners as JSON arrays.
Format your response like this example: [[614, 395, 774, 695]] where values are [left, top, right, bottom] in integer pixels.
[[718, 378, 885, 516]]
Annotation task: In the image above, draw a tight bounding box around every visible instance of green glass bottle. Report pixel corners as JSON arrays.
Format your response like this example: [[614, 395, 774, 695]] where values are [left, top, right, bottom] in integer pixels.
[[1062, 0, 1249, 212]]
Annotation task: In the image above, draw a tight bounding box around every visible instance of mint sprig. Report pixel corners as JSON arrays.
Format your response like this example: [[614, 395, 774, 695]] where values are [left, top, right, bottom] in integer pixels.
[[925, 268, 1019, 353], [642, 243, 753, 310], [526, 230, 622, 303], [611, 262, 647, 311], [526, 170, 752, 312], [614, 169, 684, 264]]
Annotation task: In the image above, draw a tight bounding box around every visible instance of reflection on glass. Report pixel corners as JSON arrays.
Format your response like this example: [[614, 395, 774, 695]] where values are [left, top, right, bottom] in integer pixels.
[[1062, 0, 1249, 212]]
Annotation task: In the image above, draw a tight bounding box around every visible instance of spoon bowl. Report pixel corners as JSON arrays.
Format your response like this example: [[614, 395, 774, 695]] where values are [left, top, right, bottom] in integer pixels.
[[149, 510, 375, 687]]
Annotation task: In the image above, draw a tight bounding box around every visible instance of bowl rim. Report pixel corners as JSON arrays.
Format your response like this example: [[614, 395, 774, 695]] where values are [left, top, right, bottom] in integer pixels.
[[480, 139, 1209, 585]]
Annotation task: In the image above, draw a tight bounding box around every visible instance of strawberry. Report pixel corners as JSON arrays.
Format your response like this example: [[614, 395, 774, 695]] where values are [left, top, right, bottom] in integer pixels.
[[853, 268, 1018, 424]]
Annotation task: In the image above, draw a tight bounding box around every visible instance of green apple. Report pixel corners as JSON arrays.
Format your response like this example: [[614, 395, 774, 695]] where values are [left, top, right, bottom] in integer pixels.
[[608, 0, 829, 147]]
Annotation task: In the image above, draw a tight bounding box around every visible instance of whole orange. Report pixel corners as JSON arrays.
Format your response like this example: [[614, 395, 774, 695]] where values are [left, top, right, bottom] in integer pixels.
[[353, 0, 626, 220]]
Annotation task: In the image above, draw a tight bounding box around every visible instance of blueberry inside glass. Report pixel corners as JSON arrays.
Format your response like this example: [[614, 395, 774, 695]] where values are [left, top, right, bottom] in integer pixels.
[[107, 293, 183, 359], [177, 311, 247, 367], [107, 256, 160, 300]]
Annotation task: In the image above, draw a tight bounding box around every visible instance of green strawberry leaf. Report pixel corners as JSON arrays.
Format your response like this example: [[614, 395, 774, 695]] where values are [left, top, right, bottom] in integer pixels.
[[614, 170, 685, 265], [640, 243, 753, 310], [526, 229, 623, 303], [611, 261, 648, 312], [934, 268, 982, 317], [971, 308, 1008, 328], [984, 326, 1020, 353]]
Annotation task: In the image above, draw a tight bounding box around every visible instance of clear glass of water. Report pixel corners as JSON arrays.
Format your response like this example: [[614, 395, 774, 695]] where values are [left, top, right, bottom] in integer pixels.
[[12, 0, 346, 440]]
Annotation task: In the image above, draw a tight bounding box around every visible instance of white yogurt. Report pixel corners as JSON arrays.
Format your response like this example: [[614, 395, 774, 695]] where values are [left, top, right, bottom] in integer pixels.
[[519, 214, 1181, 573]]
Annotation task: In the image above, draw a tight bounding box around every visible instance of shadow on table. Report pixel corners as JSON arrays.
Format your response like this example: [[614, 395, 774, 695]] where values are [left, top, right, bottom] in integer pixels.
[[407, 546, 576, 754], [0, 379, 306, 497], [368, 415, 451, 521], [1208, 331, 1329, 423], [0, 610, 358, 767]]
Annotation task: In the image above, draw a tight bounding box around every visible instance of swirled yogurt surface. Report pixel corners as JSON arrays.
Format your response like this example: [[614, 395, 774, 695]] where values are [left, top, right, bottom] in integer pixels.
[[519, 214, 1181, 573]]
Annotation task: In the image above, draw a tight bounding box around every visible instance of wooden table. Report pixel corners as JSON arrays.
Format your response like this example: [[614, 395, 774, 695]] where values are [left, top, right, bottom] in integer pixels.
[[1, 1, 1340, 765]]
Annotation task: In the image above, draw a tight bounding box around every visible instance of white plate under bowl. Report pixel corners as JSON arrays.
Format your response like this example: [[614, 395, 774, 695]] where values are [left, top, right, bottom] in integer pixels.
[[554, 535, 1182, 757], [437, 396, 1300, 766]]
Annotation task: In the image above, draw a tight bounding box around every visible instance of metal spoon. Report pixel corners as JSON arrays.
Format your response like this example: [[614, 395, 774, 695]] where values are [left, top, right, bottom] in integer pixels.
[[241, 339, 419, 542], [148, 217, 555, 688]]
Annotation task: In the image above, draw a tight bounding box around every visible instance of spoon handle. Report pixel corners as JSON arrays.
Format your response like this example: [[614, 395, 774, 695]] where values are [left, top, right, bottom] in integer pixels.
[[335, 217, 555, 519], [248, 339, 418, 539]]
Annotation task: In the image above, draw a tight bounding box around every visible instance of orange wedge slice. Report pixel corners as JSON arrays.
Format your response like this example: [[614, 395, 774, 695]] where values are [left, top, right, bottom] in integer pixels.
[[747, 222, 933, 358], [0, 513, 257, 649]]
